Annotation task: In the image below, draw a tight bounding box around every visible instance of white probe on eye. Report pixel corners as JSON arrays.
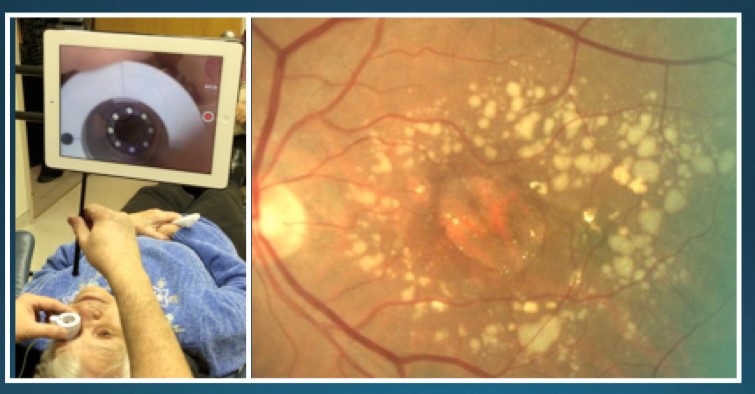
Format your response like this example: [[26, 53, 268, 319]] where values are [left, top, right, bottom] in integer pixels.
[[50, 312, 81, 340], [172, 213, 201, 228]]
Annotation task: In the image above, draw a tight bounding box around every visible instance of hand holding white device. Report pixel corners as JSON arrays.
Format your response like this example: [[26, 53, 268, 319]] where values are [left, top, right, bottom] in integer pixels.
[[172, 213, 201, 228]]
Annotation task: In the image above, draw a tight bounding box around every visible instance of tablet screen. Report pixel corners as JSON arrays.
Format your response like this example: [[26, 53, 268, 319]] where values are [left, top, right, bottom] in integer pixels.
[[59, 46, 223, 173], [45, 29, 242, 189]]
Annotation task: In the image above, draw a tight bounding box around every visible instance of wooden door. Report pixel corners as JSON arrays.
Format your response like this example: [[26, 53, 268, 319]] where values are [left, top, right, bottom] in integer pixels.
[[94, 17, 244, 38]]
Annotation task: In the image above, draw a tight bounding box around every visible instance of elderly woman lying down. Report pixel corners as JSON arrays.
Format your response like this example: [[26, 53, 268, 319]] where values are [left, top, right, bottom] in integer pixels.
[[15, 183, 246, 378]]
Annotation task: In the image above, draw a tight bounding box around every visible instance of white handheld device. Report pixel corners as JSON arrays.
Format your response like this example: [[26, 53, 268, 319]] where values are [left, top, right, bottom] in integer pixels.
[[50, 312, 81, 340]]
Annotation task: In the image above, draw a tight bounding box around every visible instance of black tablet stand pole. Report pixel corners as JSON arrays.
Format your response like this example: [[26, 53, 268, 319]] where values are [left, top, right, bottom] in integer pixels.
[[72, 172, 88, 276]]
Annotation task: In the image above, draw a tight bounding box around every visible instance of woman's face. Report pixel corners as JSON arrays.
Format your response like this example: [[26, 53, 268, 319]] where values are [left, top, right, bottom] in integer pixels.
[[54, 286, 127, 378]]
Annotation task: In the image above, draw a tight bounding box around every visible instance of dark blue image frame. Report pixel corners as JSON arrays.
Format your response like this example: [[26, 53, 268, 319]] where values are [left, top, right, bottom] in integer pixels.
[[2, 0, 752, 393]]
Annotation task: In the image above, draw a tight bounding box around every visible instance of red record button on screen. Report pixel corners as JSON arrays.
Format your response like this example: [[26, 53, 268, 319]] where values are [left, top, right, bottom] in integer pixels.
[[202, 111, 215, 123]]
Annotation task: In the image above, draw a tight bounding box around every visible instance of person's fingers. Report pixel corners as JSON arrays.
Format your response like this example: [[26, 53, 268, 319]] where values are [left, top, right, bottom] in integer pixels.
[[67, 216, 90, 245], [27, 294, 75, 315], [145, 210, 181, 225], [139, 226, 169, 241], [157, 224, 180, 238], [29, 323, 69, 341], [132, 211, 181, 240], [82, 203, 110, 222]]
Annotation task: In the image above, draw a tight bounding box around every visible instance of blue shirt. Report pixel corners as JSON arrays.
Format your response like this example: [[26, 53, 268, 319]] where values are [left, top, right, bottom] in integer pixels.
[[21, 218, 246, 377]]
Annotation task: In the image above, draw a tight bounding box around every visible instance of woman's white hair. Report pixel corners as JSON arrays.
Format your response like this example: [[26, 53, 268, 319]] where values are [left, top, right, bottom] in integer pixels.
[[34, 342, 130, 378]]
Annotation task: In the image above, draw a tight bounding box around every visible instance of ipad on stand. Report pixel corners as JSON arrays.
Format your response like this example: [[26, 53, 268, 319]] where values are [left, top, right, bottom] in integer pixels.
[[44, 29, 243, 188]]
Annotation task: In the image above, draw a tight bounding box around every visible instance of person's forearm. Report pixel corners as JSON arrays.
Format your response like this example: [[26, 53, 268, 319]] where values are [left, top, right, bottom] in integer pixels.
[[109, 267, 192, 378]]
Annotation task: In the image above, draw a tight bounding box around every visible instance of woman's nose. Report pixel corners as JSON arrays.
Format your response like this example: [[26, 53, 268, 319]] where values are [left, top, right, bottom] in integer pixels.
[[91, 309, 102, 320]]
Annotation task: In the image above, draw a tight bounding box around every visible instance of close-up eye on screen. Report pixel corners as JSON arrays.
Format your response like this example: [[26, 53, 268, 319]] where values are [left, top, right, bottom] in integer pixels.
[[251, 18, 738, 378], [59, 46, 222, 173]]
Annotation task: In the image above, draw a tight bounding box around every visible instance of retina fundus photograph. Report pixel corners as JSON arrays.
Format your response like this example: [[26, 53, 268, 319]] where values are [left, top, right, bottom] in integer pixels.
[[251, 18, 737, 378]]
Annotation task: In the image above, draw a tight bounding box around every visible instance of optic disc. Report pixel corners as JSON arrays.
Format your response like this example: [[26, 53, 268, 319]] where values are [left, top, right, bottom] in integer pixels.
[[257, 185, 308, 260]]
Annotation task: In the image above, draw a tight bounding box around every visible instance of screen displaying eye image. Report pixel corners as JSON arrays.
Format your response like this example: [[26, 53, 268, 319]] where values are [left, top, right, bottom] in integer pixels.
[[59, 46, 223, 173]]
